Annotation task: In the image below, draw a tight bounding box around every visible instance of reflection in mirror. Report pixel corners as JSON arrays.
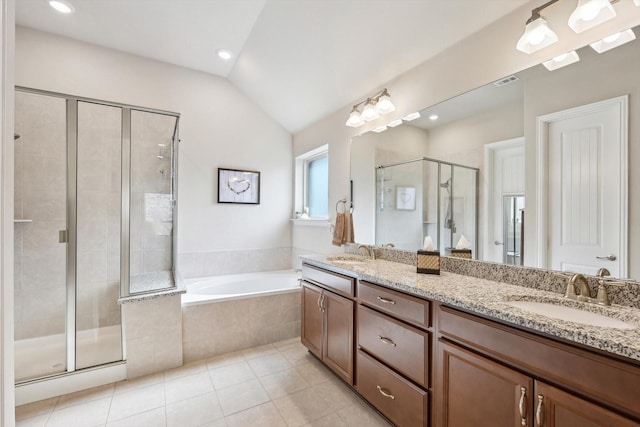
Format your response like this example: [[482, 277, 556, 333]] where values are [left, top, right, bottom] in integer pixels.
[[351, 24, 639, 278]]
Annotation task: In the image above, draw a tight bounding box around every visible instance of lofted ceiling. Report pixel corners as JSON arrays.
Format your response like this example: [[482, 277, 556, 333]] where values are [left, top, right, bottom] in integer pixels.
[[16, 0, 530, 133]]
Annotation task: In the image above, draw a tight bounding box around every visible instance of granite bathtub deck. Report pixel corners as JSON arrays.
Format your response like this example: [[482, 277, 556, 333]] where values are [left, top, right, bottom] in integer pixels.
[[301, 254, 640, 363]]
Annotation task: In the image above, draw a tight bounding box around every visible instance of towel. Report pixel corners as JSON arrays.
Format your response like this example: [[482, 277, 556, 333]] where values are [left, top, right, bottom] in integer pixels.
[[332, 211, 355, 246], [332, 212, 346, 246]]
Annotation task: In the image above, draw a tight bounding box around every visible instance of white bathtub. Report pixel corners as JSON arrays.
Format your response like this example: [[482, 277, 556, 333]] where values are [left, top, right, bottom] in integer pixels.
[[181, 269, 301, 306]]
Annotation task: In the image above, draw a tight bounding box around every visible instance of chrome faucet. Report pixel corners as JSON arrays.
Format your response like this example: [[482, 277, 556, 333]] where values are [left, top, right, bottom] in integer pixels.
[[357, 244, 375, 259]]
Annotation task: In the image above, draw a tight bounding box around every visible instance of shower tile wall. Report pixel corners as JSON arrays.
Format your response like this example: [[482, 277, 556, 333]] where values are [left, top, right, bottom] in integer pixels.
[[130, 111, 175, 284], [14, 92, 67, 341]]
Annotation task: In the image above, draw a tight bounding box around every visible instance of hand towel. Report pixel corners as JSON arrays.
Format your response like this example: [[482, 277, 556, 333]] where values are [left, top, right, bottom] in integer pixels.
[[345, 211, 355, 244], [332, 212, 346, 246]]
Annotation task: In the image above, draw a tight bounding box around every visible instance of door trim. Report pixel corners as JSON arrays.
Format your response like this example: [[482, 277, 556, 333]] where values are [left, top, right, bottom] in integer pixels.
[[535, 95, 628, 275], [483, 137, 524, 263]]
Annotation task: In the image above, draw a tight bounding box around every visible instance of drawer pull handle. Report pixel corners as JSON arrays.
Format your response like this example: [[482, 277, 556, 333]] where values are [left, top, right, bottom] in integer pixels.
[[376, 385, 395, 400], [376, 296, 396, 305], [518, 386, 527, 426], [378, 335, 397, 347], [535, 395, 544, 427]]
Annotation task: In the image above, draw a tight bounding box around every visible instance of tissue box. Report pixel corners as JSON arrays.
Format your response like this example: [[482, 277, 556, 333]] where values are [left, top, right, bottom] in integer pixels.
[[449, 249, 472, 259], [417, 250, 440, 275]]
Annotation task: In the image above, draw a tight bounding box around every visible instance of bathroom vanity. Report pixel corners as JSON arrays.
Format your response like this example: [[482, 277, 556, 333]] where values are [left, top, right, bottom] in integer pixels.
[[300, 255, 640, 427]]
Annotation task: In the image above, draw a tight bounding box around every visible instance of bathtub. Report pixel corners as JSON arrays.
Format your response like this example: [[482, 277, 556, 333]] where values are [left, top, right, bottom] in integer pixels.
[[182, 269, 301, 306], [181, 269, 302, 361]]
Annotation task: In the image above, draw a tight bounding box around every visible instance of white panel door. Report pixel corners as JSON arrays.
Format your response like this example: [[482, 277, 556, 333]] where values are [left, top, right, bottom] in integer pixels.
[[547, 100, 625, 276]]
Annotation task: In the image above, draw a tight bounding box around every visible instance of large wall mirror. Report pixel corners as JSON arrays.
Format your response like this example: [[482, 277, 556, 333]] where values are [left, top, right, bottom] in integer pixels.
[[351, 24, 639, 279]]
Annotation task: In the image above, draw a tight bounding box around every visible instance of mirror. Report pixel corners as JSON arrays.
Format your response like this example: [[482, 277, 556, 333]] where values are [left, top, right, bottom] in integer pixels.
[[351, 25, 639, 278]]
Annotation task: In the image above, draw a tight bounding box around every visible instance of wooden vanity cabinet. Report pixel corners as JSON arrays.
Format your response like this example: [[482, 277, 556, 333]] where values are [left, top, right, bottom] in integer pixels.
[[435, 304, 640, 427], [356, 280, 432, 426], [301, 264, 354, 384]]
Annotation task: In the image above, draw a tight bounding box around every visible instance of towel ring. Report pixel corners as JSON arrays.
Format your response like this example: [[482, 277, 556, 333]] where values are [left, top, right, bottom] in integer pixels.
[[336, 198, 347, 214]]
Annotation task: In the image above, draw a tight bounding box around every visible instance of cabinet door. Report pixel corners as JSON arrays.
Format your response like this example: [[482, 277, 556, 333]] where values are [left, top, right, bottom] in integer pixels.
[[437, 339, 533, 427], [324, 290, 354, 384], [301, 282, 323, 358], [534, 381, 640, 427]]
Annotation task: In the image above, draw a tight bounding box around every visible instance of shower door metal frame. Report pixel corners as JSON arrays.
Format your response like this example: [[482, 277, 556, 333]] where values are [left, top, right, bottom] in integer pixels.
[[15, 86, 180, 383]]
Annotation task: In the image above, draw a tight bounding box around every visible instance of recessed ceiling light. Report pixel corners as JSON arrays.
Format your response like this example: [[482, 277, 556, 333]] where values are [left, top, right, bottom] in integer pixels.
[[429, 114, 439, 121], [49, 0, 74, 14], [216, 49, 233, 61]]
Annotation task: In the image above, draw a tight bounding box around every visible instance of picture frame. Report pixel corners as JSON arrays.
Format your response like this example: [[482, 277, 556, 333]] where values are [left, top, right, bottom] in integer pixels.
[[218, 168, 260, 204], [396, 186, 416, 210]]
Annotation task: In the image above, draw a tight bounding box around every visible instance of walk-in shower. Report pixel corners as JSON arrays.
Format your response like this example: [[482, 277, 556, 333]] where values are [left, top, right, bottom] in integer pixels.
[[375, 158, 478, 255], [14, 88, 179, 383]]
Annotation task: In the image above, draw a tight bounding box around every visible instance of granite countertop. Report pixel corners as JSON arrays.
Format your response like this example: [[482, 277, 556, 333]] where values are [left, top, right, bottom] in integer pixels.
[[301, 254, 640, 363]]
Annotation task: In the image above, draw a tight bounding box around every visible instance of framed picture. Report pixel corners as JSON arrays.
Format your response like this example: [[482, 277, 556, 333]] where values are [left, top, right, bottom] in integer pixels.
[[396, 186, 416, 210], [218, 168, 260, 204]]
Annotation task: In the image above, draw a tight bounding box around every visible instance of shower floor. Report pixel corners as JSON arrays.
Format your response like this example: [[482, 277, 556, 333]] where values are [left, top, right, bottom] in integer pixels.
[[15, 325, 123, 382]]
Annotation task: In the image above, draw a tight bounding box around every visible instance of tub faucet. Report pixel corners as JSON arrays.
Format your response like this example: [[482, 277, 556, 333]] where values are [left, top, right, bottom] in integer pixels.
[[357, 244, 375, 260]]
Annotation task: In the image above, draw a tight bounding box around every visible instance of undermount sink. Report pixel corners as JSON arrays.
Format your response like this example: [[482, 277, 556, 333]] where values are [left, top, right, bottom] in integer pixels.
[[326, 254, 372, 264], [505, 300, 637, 330]]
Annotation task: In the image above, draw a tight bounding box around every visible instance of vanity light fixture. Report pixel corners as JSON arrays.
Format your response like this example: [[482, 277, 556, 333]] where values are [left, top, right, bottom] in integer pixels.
[[372, 126, 388, 133], [542, 50, 580, 70], [634, 0, 640, 5], [590, 28, 636, 53], [49, 0, 74, 14], [344, 88, 396, 127], [216, 49, 233, 60], [568, 0, 616, 33]]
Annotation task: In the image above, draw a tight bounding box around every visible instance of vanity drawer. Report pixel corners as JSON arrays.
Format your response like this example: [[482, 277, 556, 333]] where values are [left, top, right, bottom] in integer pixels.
[[302, 263, 354, 298], [358, 281, 430, 328], [357, 349, 428, 427], [357, 305, 429, 388]]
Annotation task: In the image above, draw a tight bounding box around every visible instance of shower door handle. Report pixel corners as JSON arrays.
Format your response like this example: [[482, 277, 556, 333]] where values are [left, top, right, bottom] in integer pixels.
[[494, 241, 504, 246], [59, 230, 68, 243]]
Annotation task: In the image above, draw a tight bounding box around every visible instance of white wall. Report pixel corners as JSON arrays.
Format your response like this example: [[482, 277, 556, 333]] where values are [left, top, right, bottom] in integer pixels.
[[292, 0, 640, 257], [15, 27, 293, 278], [1, 0, 16, 424]]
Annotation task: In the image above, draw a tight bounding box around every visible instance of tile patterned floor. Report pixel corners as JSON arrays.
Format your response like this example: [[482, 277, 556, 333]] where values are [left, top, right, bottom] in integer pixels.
[[15, 338, 392, 427]]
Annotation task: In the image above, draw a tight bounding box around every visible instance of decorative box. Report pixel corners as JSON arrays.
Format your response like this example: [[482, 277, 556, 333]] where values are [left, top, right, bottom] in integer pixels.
[[449, 249, 472, 259], [417, 250, 440, 275]]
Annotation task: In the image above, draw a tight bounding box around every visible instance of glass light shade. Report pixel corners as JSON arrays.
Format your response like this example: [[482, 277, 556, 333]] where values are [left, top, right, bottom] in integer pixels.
[[568, 0, 616, 33], [516, 17, 558, 54], [542, 50, 580, 71], [374, 93, 396, 115], [345, 109, 364, 127], [387, 119, 403, 128], [372, 126, 388, 133], [590, 29, 636, 53], [402, 112, 421, 121], [361, 99, 380, 122], [635, 0, 640, 6], [49, 0, 74, 13]]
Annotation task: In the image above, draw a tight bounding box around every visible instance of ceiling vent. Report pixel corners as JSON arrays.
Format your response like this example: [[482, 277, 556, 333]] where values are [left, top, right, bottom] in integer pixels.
[[493, 75, 520, 87]]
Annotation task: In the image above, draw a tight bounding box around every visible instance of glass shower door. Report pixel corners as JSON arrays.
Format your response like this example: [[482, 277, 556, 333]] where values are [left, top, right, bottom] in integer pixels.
[[14, 92, 69, 381], [75, 101, 123, 369]]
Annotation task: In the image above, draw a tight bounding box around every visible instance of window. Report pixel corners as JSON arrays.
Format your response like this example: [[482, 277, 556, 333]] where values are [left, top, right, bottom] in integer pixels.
[[295, 145, 328, 219]]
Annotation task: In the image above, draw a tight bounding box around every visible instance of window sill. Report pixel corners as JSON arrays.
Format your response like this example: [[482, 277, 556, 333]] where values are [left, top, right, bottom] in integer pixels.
[[291, 218, 330, 227]]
